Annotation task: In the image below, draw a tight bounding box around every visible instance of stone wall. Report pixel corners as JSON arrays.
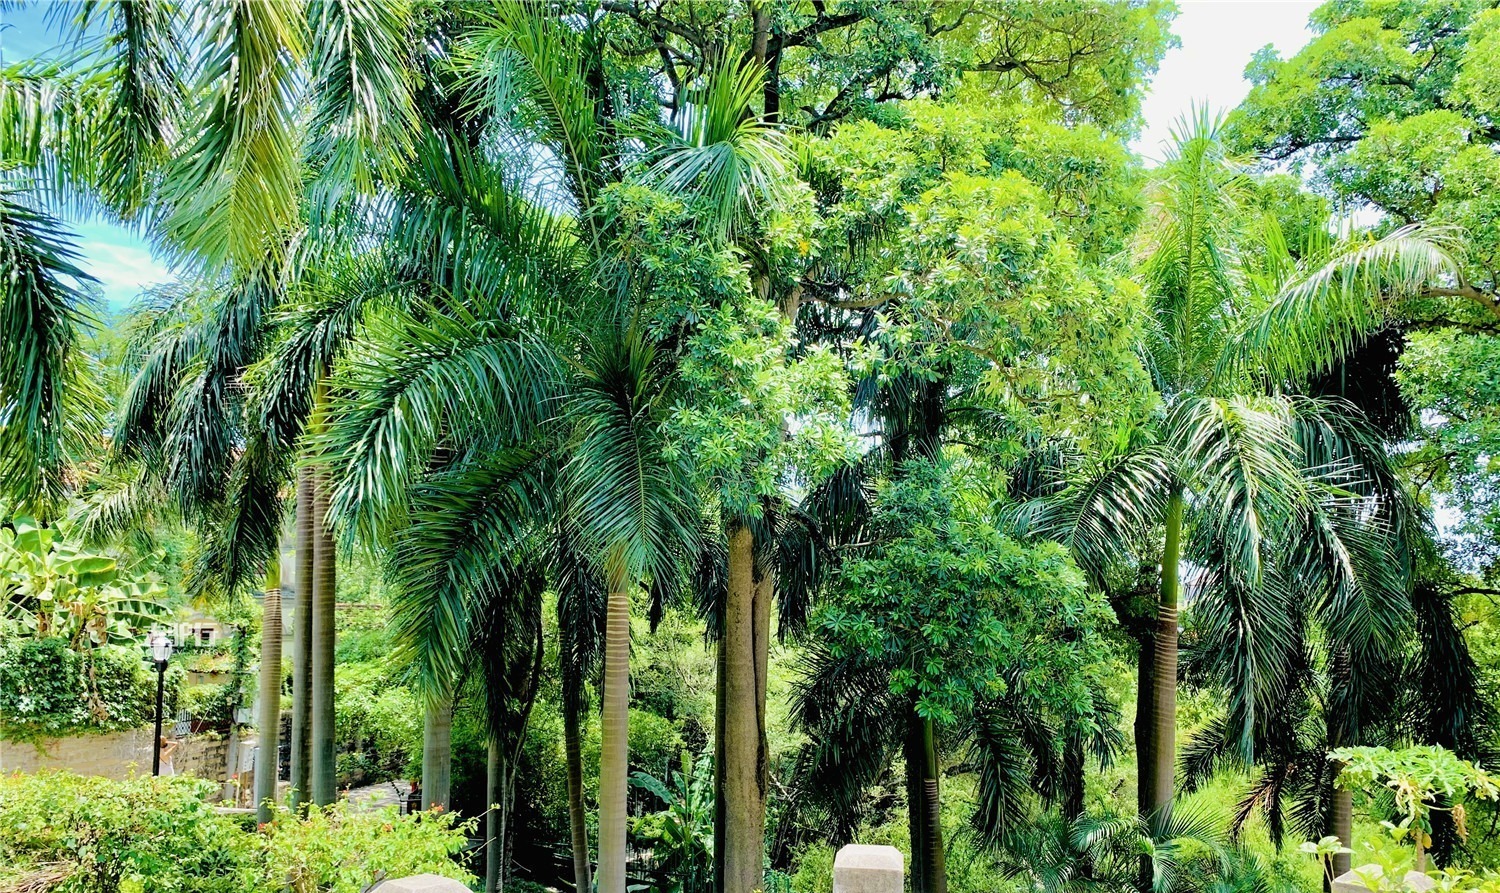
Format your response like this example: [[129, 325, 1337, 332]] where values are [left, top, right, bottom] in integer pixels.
[[0, 727, 230, 781]]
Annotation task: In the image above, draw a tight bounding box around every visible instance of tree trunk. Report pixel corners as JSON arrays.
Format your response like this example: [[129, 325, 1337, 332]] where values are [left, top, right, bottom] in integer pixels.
[[598, 579, 632, 893], [1328, 647, 1353, 885], [1063, 730, 1085, 826], [1135, 629, 1155, 818], [1135, 626, 1156, 890], [255, 558, 283, 824], [309, 460, 338, 806], [290, 466, 314, 812], [1063, 726, 1095, 879], [1329, 785, 1353, 885], [1147, 488, 1184, 827], [717, 524, 767, 893], [920, 714, 946, 893], [487, 738, 506, 893], [904, 711, 929, 893], [714, 596, 728, 893], [563, 676, 592, 893], [422, 696, 453, 810]]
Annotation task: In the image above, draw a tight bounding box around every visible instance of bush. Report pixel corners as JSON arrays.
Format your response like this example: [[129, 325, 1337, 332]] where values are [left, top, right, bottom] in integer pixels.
[[0, 639, 176, 742], [261, 803, 475, 893], [0, 771, 475, 893], [0, 772, 254, 893]]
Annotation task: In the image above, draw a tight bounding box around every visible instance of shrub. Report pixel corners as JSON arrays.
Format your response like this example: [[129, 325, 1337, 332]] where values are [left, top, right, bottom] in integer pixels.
[[261, 803, 475, 893], [0, 771, 255, 893], [0, 772, 476, 893]]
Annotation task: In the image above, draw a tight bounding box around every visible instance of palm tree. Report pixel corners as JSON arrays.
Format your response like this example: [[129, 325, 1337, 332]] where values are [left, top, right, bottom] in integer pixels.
[[1018, 113, 1455, 837], [565, 327, 700, 893], [254, 556, 283, 823], [643, 52, 794, 893], [2, 1, 407, 818]]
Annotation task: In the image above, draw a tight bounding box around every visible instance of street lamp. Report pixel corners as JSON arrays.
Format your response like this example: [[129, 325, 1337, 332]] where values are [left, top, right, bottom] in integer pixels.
[[147, 632, 174, 776]]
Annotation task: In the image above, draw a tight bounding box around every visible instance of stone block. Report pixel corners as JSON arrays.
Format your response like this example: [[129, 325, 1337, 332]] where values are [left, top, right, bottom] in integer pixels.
[[833, 844, 903, 893], [371, 875, 470, 893]]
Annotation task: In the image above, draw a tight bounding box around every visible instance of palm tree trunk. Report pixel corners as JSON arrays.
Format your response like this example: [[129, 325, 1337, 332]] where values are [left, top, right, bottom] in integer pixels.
[[255, 557, 283, 824], [422, 696, 452, 810], [1135, 628, 1155, 818], [1063, 730, 1085, 826], [713, 615, 728, 893], [920, 714, 946, 893], [717, 523, 767, 893], [1329, 785, 1353, 883], [563, 674, 592, 892], [1328, 647, 1353, 884], [487, 738, 506, 893], [1148, 488, 1185, 826], [309, 460, 338, 806], [598, 576, 632, 893], [290, 466, 314, 812], [906, 714, 927, 893]]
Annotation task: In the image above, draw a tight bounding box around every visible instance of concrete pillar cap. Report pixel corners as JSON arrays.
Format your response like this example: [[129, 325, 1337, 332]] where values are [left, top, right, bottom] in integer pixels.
[[370, 874, 470, 893], [833, 844, 904, 893]]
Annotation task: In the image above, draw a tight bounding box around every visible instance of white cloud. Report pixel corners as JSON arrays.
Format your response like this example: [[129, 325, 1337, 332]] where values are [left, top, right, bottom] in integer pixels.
[[77, 238, 173, 309]]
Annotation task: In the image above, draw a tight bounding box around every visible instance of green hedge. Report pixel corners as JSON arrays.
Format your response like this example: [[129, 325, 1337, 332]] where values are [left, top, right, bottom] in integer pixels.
[[0, 638, 179, 743]]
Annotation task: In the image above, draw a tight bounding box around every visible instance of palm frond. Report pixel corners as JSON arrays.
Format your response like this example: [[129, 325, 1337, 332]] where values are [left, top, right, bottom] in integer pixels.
[[0, 184, 103, 515], [255, 250, 399, 451], [306, 0, 419, 217], [162, 269, 278, 511], [458, 1, 605, 228], [1230, 225, 1463, 384], [388, 443, 549, 702], [388, 128, 581, 314], [320, 300, 557, 543], [1172, 395, 1306, 593], [786, 643, 900, 845], [71, 456, 172, 544], [563, 325, 698, 589], [158, 0, 306, 269], [1187, 525, 1300, 760], [185, 427, 289, 601], [1136, 108, 1247, 392], [969, 703, 1044, 847], [1010, 445, 1170, 589], [642, 54, 788, 241], [67, 0, 185, 215]]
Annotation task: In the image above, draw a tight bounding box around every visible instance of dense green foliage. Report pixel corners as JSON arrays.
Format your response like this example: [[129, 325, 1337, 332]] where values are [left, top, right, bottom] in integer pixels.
[[3, 2, 1500, 893]]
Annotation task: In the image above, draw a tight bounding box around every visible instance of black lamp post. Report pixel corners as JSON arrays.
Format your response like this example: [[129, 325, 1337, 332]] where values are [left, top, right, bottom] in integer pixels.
[[148, 632, 174, 775]]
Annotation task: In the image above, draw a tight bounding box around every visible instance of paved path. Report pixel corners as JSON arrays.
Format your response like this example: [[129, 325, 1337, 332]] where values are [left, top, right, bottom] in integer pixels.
[[343, 779, 413, 811]]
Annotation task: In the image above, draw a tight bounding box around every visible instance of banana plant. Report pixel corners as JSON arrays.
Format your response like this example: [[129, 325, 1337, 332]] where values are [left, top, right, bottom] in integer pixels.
[[1, 515, 168, 647], [631, 752, 715, 893]]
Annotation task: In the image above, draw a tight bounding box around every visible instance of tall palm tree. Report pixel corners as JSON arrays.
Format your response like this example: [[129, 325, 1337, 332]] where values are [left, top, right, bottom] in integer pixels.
[[565, 327, 700, 893], [1018, 113, 1455, 838], [643, 53, 794, 893], [254, 556, 283, 823]]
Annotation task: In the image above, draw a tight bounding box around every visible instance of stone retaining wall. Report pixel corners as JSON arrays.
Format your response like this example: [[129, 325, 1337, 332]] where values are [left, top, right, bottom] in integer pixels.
[[1, 727, 230, 781]]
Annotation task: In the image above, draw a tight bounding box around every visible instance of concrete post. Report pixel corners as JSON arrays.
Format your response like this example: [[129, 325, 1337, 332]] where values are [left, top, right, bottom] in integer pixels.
[[834, 844, 904, 893]]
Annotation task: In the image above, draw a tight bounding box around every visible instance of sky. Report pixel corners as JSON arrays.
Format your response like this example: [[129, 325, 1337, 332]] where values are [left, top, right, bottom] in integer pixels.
[[0, 3, 173, 310], [0, 0, 1322, 312], [1133, 1, 1321, 162]]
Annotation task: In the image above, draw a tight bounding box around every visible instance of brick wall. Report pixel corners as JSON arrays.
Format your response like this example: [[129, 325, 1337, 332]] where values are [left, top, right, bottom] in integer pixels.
[[1, 727, 231, 781]]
